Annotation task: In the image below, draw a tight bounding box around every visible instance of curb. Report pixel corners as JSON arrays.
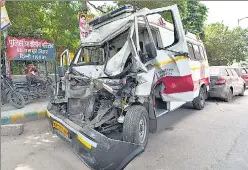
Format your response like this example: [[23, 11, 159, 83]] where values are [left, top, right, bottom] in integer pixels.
[[1, 110, 48, 125]]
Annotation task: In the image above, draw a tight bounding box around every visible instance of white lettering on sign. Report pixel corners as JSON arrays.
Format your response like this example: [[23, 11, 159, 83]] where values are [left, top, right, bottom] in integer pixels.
[[8, 38, 54, 48]]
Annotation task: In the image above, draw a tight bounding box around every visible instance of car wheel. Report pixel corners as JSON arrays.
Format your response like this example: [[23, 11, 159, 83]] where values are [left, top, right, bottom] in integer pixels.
[[225, 88, 233, 102], [192, 86, 206, 110], [123, 105, 149, 148], [239, 85, 245, 96]]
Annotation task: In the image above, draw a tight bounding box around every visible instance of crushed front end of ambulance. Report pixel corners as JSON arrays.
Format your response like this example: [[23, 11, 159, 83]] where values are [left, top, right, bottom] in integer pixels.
[[47, 4, 195, 170], [47, 107, 143, 170]]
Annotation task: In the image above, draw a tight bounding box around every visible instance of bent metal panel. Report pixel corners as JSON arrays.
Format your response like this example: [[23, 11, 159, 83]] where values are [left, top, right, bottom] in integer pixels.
[[6, 36, 55, 61]]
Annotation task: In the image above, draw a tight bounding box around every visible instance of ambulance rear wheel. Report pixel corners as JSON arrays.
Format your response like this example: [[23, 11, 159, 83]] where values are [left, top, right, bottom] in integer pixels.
[[193, 86, 206, 110], [123, 105, 149, 148]]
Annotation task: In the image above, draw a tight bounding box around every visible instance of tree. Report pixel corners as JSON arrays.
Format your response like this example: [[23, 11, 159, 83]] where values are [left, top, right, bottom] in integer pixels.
[[117, 1, 208, 36], [4, 1, 86, 74], [182, 1, 208, 37], [5, 1, 84, 51], [203, 23, 248, 66]]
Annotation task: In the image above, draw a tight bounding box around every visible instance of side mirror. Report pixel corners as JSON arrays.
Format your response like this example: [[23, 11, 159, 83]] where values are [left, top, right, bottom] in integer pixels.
[[145, 42, 157, 60], [60, 49, 70, 67], [58, 66, 66, 77]]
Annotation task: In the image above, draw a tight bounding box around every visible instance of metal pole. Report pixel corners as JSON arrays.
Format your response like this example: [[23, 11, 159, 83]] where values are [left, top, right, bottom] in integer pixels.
[[54, 60, 57, 96], [0, 0, 2, 119], [3, 30, 9, 77], [238, 17, 248, 26], [45, 61, 48, 77], [83, 0, 87, 13]]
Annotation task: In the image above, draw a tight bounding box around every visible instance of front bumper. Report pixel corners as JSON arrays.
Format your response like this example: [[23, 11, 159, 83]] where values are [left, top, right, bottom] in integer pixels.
[[47, 110, 144, 170]]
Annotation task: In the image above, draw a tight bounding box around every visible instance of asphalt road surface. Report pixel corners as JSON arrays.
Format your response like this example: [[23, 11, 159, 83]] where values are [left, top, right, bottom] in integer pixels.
[[2, 91, 248, 170]]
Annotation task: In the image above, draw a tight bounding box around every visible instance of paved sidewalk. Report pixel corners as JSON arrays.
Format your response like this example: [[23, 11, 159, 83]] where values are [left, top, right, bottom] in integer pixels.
[[1, 99, 48, 117]]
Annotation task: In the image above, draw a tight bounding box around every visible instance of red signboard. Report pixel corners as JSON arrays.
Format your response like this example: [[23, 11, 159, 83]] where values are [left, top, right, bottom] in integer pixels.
[[6, 36, 55, 61]]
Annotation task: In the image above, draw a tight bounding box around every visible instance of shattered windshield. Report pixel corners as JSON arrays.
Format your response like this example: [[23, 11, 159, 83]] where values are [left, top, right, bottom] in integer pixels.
[[73, 27, 130, 66], [73, 46, 105, 66]]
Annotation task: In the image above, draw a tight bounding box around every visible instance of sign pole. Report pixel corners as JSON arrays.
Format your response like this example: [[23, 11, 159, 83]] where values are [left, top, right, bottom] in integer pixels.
[[3, 29, 10, 78], [0, 0, 2, 113]]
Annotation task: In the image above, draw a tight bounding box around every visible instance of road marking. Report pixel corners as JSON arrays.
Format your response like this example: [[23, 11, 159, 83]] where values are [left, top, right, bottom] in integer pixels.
[[11, 113, 24, 123]]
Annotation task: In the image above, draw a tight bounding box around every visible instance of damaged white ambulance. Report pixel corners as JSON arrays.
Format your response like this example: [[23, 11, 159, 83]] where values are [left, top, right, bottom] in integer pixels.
[[47, 4, 210, 170]]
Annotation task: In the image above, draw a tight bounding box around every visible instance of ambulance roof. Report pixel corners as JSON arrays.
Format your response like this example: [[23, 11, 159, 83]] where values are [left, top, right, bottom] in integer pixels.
[[82, 4, 201, 45]]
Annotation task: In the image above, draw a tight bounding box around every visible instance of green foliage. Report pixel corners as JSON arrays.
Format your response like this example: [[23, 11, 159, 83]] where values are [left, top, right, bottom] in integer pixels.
[[4, 1, 247, 69], [182, 1, 208, 36], [4, 1, 86, 74], [203, 23, 248, 66], [117, 1, 208, 36], [5, 1, 83, 50]]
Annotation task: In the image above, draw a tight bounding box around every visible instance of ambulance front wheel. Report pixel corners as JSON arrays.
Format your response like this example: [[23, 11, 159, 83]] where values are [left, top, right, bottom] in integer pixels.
[[123, 105, 149, 148], [192, 86, 206, 110]]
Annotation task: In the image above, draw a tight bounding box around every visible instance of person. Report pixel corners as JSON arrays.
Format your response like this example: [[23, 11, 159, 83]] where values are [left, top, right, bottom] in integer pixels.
[[80, 14, 86, 25], [24, 62, 40, 89], [79, 14, 90, 40]]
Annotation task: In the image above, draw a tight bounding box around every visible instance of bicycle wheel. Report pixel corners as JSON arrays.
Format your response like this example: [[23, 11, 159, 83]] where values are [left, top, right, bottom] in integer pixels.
[[8, 90, 25, 109]]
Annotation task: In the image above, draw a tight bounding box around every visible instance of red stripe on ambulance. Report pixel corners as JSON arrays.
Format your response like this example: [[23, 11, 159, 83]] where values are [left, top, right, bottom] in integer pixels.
[[155, 76, 210, 94], [156, 75, 194, 94]]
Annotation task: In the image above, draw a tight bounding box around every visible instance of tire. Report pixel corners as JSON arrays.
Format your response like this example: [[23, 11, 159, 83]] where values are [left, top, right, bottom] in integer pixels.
[[123, 105, 149, 148], [239, 85, 245, 96], [8, 90, 25, 109], [192, 86, 206, 110], [1, 89, 8, 103], [224, 88, 233, 102]]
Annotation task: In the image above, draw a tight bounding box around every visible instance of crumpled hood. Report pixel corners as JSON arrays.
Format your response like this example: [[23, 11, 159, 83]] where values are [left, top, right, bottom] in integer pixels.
[[73, 65, 106, 79]]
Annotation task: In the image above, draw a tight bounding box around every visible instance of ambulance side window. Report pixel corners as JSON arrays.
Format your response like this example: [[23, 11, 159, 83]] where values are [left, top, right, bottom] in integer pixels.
[[199, 45, 206, 60], [193, 44, 203, 61], [187, 42, 195, 60]]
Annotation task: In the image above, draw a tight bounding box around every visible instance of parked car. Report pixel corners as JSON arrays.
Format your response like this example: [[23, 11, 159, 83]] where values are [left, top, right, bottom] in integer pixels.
[[231, 67, 248, 86], [208, 66, 246, 102]]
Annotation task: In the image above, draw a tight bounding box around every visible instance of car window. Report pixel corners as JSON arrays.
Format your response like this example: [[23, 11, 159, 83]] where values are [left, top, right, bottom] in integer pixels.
[[241, 68, 247, 74], [193, 44, 203, 60], [226, 68, 233, 76], [234, 68, 241, 75], [221, 69, 228, 76], [187, 42, 195, 60], [230, 68, 239, 77]]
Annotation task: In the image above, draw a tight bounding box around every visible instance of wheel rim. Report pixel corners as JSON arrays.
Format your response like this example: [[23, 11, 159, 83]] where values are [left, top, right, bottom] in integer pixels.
[[139, 115, 147, 144], [10, 92, 23, 105]]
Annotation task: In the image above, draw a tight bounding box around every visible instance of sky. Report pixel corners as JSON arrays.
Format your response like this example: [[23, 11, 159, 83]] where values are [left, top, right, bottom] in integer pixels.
[[201, 1, 248, 29], [89, 1, 248, 29]]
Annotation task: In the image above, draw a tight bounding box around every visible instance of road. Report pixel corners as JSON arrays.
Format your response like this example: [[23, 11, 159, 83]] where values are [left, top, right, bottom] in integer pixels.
[[2, 91, 248, 170]]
